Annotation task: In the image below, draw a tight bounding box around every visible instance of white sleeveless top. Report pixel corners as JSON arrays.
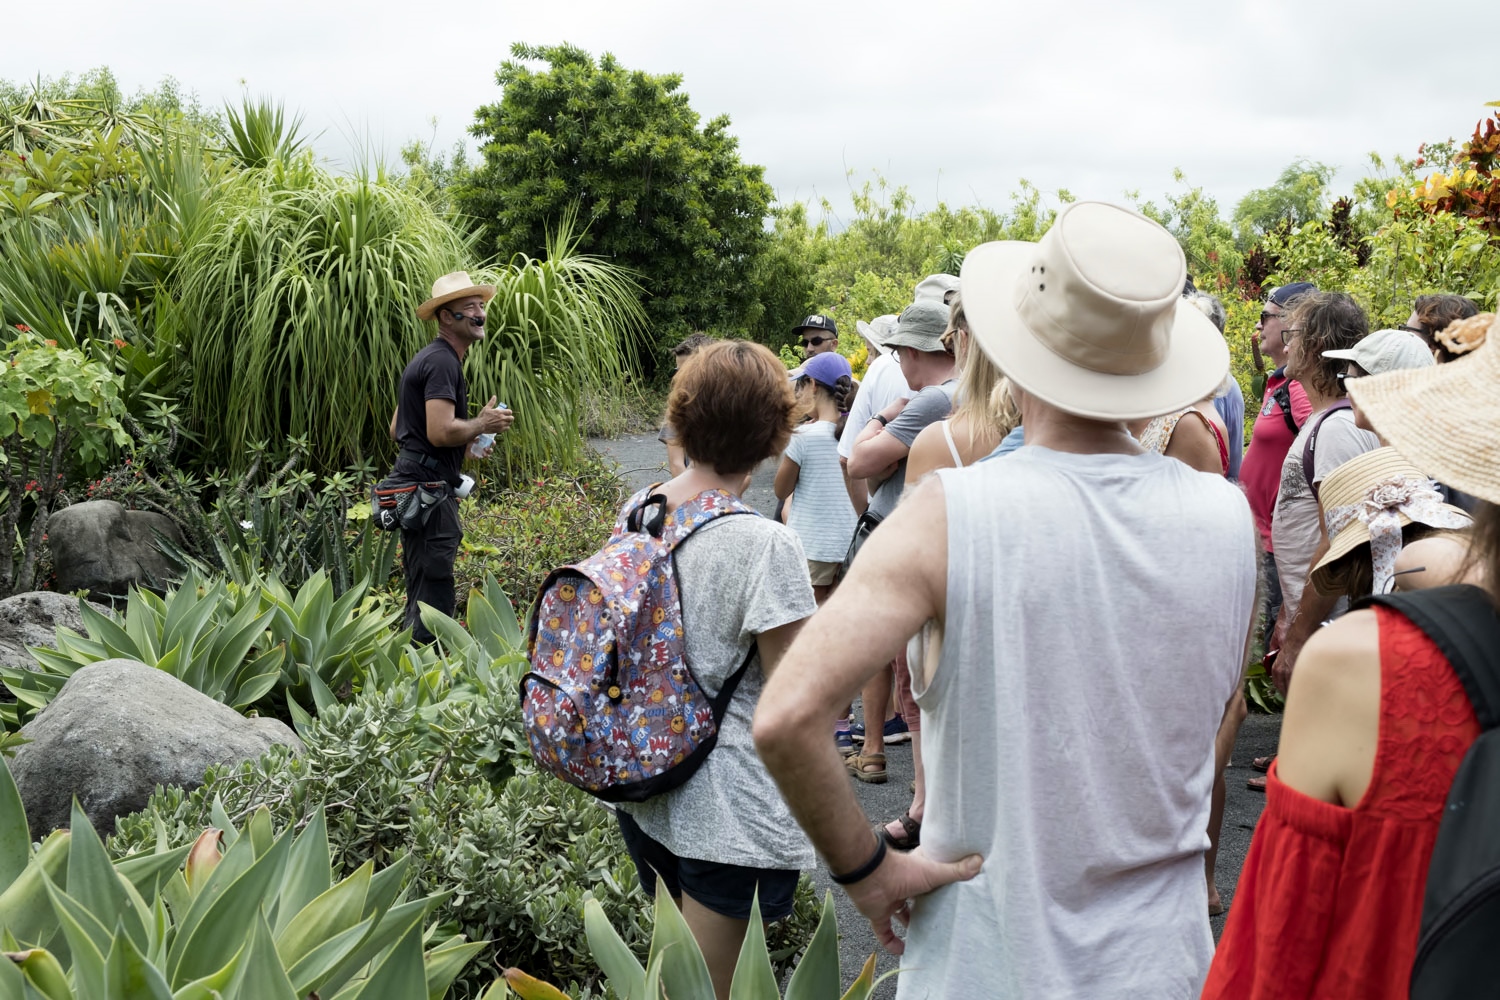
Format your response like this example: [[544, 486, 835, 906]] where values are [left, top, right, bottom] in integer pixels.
[[897, 446, 1257, 1000]]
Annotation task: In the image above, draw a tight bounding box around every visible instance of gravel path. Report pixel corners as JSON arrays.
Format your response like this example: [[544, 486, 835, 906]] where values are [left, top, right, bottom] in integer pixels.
[[589, 434, 1275, 995]]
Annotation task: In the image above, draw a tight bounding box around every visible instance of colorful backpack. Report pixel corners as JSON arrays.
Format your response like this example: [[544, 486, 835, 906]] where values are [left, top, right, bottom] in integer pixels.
[[521, 486, 757, 802]]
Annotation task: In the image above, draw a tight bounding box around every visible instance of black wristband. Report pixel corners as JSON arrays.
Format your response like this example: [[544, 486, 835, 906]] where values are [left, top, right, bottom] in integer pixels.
[[829, 832, 887, 886], [873, 414, 890, 427]]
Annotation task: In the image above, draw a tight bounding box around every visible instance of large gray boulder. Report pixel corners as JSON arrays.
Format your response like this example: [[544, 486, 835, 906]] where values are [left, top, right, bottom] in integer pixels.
[[46, 501, 184, 599], [9, 659, 302, 838], [0, 591, 108, 675]]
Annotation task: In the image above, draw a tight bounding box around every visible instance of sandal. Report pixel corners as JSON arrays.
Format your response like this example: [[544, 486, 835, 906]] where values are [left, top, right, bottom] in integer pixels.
[[881, 812, 921, 850], [846, 753, 887, 784], [1251, 754, 1276, 773], [1246, 774, 1267, 792]]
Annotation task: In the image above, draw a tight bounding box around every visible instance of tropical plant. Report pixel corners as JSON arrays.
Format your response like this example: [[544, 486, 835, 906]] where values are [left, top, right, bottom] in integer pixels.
[[0, 569, 404, 730], [1231, 158, 1335, 248], [221, 96, 309, 169], [456, 42, 774, 348], [502, 884, 881, 1000], [0, 332, 131, 597], [0, 755, 490, 998], [109, 585, 820, 997]]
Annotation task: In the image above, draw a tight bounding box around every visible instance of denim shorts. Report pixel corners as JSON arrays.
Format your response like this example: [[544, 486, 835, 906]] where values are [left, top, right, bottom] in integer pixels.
[[615, 811, 800, 921]]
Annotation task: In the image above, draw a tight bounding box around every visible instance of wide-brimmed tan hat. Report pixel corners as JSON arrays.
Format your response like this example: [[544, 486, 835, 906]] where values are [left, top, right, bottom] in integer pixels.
[[1348, 319, 1500, 505], [1310, 447, 1471, 594], [416, 271, 496, 321], [856, 315, 896, 356], [959, 201, 1228, 420]]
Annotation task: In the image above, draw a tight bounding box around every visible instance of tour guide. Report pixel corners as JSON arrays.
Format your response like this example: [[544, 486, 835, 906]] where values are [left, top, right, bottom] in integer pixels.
[[387, 271, 514, 643]]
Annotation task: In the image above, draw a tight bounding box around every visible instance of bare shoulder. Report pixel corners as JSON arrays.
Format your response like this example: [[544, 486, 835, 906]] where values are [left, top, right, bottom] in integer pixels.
[[1277, 610, 1382, 804], [905, 422, 952, 486]]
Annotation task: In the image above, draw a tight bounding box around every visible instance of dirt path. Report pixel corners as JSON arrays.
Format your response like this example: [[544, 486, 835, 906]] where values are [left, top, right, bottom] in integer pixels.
[[588, 435, 1274, 994]]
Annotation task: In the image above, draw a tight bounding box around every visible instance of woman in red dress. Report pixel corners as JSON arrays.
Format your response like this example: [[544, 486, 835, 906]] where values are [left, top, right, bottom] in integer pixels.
[[1201, 319, 1499, 999]]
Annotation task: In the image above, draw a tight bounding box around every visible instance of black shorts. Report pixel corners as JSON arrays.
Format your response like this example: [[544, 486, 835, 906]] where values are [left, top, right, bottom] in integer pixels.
[[615, 811, 800, 921]]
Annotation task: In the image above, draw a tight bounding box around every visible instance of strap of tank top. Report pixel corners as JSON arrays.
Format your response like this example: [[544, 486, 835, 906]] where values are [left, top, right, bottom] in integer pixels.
[[1177, 409, 1230, 475], [941, 420, 965, 468]]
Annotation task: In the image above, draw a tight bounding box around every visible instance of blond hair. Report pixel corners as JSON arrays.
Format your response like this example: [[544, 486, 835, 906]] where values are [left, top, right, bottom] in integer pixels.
[[948, 294, 1016, 447]]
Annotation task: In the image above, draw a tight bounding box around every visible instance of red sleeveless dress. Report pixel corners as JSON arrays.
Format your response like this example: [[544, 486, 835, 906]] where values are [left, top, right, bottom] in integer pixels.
[[1201, 607, 1481, 999]]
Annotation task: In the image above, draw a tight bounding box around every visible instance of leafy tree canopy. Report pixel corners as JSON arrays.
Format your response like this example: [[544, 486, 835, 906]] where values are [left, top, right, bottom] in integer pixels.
[[454, 43, 773, 348], [1231, 157, 1334, 248]]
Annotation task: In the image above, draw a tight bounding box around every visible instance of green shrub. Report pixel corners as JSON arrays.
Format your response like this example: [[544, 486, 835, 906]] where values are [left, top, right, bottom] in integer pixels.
[[0, 756, 489, 998], [109, 600, 818, 998], [454, 450, 627, 616], [1, 568, 405, 730]]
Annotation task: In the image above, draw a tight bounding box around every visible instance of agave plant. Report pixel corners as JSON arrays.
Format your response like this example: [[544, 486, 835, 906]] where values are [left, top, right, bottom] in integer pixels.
[[501, 882, 884, 1000], [0, 755, 491, 999], [0, 569, 403, 730]]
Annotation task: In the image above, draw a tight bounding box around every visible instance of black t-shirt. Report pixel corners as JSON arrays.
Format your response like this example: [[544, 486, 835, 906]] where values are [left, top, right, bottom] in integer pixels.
[[394, 339, 467, 485]]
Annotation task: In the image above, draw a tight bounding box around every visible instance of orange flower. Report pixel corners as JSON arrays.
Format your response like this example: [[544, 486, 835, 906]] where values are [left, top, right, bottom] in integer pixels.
[[44, 339, 57, 348], [14, 324, 30, 332], [112, 338, 126, 348]]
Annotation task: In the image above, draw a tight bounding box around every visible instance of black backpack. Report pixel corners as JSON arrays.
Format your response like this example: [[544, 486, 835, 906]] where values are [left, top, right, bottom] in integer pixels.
[[1357, 584, 1500, 999]]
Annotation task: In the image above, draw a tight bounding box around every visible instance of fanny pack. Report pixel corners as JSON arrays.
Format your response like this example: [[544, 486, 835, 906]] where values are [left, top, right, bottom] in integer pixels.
[[372, 478, 450, 532]]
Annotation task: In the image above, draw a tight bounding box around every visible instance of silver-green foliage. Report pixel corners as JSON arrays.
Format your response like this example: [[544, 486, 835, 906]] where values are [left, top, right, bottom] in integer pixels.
[[0, 568, 402, 730], [0, 755, 488, 999]]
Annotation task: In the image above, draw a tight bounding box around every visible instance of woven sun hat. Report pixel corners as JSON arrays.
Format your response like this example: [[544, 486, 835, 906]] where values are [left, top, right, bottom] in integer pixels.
[[959, 201, 1228, 421], [1310, 447, 1472, 594], [856, 315, 897, 356], [1348, 318, 1500, 505], [1323, 328, 1434, 375], [416, 271, 496, 321]]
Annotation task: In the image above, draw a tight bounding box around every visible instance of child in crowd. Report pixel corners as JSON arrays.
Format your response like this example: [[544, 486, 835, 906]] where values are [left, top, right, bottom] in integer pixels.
[[775, 351, 858, 604]]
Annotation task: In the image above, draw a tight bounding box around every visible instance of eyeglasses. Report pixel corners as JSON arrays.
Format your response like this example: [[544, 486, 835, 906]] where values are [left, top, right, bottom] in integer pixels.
[[800, 336, 832, 348], [1335, 371, 1361, 391], [1398, 324, 1426, 336], [1382, 566, 1427, 594], [1259, 310, 1282, 325], [1282, 328, 1302, 340]]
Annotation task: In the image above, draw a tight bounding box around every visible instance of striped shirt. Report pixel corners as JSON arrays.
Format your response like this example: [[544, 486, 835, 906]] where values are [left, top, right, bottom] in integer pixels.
[[783, 421, 857, 563]]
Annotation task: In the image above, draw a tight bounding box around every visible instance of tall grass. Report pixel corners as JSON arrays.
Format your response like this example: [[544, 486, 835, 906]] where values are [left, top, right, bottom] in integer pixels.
[[172, 168, 645, 476]]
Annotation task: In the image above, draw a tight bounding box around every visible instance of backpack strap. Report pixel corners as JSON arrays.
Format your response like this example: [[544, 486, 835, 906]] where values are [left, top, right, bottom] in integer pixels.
[[1356, 585, 1500, 729], [1271, 381, 1302, 436], [1300, 399, 1353, 504]]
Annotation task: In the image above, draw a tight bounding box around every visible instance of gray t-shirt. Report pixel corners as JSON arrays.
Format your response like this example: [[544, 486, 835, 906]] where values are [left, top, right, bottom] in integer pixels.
[[619, 515, 817, 870], [868, 380, 957, 519]]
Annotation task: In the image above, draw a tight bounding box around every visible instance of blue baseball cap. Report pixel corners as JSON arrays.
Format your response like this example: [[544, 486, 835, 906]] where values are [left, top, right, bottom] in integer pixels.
[[801, 351, 852, 388], [1268, 282, 1317, 308]]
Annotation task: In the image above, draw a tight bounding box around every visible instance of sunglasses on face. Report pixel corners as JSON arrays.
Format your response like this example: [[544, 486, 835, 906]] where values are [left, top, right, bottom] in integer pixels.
[[1259, 310, 1282, 325], [800, 336, 832, 348]]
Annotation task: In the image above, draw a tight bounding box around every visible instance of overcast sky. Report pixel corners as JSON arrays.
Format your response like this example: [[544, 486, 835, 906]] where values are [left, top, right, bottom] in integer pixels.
[[6, 0, 1498, 223]]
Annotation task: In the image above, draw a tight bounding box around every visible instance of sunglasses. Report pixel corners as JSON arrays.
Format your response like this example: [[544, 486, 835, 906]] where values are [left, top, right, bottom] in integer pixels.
[[800, 336, 832, 348], [1259, 310, 1283, 325]]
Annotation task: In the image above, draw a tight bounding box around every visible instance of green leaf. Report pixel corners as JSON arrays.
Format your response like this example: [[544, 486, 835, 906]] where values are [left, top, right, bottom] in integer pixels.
[[43, 871, 108, 998], [282, 915, 377, 997], [583, 898, 644, 1000], [168, 823, 293, 986], [646, 880, 713, 999], [422, 937, 487, 1000], [103, 920, 174, 1000], [0, 758, 30, 893], [728, 890, 777, 1000], [78, 601, 141, 662], [64, 799, 142, 952], [0, 830, 71, 947], [167, 947, 241, 1000], [837, 954, 878, 1000], [274, 860, 370, 970], [222, 910, 296, 1000], [0, 948, 28, 998], [336, 918, 427, 1000], [114, 847, 192, 903], [783, 892, 840, 1000], [269, 810, 331, 937], [9, 947, 70, 1000]]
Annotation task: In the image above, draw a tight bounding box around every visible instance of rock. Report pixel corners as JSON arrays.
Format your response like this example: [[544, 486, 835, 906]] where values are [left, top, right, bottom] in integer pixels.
[[0, 591, 109, 675], [46, 501, 184, 599], [9, 659, 302, 838]]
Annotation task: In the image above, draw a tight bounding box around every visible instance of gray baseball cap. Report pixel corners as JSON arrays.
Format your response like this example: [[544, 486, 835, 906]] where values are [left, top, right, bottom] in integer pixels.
[[881, 300, 951, 353]]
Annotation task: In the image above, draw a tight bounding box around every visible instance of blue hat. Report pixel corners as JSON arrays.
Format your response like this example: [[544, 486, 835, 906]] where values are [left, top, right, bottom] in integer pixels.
[[1268, 282, 1317, 308], [801, 351, 852, 388]]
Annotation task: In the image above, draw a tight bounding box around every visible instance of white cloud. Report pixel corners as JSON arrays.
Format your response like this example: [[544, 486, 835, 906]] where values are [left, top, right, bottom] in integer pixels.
[[4, 0, 1496, 219]]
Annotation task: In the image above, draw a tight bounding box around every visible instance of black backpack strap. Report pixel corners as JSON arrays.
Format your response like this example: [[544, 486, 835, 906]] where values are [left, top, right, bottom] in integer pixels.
[[1356, 585, 1500, 729], [1271, 382, 1301, 436], [1300, 399, 1353, 504]]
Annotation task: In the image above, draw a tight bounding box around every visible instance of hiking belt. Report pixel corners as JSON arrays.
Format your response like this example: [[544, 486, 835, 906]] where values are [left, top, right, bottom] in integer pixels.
[[397, 448, 456, 486]]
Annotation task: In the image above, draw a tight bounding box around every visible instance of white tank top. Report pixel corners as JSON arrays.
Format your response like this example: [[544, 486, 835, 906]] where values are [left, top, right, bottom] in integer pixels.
[[898, 446, 1257, 1000]]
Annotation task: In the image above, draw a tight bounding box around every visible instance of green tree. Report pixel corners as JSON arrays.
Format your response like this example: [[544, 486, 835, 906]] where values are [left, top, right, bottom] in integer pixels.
[[1132, 169, 1243, 292], [1232, 157, 1335, 248], [454, 43, 773, 350]]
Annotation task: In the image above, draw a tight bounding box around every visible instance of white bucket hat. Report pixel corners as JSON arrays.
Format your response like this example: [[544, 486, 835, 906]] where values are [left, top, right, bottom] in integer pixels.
[[959, 201, 1229, 421], [856, 315, 897, 356], [417, 271, 497, 321]]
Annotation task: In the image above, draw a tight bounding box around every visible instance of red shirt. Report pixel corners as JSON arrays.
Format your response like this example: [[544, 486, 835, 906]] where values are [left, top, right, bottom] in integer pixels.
[[1201, 608, 1480, 1000], [1238, 369, 1311, 551]]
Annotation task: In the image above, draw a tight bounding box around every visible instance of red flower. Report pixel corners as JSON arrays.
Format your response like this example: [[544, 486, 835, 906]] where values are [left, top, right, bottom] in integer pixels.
[[14, 324, 30, 332], [112, 338, 126, 349]]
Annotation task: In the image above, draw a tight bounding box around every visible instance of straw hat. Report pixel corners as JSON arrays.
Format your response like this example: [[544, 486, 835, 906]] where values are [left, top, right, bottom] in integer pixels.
[[959, 201, 1228, 421], [1347, 318, 1500, 505], [1310, 447, 1471, 594], [416, 271, 496, 321]]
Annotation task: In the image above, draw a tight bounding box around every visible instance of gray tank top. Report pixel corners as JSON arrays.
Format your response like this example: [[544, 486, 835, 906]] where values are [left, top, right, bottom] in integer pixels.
[[897, 446, 1257, 1000]]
